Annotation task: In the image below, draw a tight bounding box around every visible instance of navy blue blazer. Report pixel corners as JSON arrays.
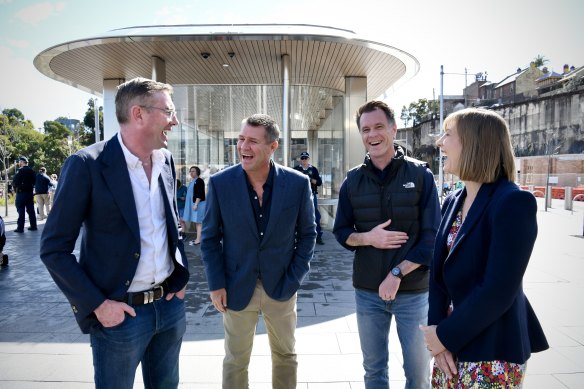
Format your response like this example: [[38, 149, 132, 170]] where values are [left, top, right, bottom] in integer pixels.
[[40, 135, 189, 334], [201, 163, 316, 311], [428, 178, 548, 363]]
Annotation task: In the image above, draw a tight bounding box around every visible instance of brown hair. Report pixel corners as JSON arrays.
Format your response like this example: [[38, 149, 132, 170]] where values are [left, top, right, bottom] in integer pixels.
[[242, 114, 280, 143], [443, 108, 515, 183], [115, 77, 174, 124], [355, 100, 396, 130]]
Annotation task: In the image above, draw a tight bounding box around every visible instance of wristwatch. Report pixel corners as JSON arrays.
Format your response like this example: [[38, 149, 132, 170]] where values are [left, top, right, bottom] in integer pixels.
[[391, 267, 404, 279]]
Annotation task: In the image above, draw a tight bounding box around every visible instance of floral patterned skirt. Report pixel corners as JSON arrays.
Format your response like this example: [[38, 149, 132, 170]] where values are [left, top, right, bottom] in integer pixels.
[[432, 360, 526, 388]]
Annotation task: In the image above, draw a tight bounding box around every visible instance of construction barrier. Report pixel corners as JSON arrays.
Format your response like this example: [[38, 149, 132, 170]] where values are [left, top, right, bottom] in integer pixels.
[[521, 186, 584, 201]]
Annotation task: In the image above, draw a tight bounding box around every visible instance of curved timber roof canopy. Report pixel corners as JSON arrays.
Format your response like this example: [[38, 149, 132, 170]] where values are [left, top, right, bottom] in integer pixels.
[[34, 24, 419, 99]]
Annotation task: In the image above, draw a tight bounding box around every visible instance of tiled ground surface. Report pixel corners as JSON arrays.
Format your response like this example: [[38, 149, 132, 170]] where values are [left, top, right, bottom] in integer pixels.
[[0, 198, 583, 388]]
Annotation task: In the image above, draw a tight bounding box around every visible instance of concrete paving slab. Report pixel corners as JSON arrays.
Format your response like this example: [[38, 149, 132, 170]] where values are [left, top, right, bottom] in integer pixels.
[[0, 198, 582, 387]]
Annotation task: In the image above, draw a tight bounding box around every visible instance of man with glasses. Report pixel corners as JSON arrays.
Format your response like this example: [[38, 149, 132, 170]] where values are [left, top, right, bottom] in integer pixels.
[[41, 77, 189, 389], [294, 151, 324, 244]]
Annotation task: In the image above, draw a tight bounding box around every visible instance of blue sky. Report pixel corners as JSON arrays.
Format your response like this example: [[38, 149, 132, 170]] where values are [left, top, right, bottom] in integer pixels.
[[1, 0, 583, 129]]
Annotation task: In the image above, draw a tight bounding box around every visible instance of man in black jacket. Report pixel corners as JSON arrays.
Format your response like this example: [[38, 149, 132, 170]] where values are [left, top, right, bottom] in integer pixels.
[[12, 156, 37, 232], [334, 101, 440, 388], [34, 166, 53, 220]]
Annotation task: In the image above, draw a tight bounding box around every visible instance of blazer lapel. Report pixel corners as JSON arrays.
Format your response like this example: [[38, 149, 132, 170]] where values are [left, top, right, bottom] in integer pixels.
[[447, 181, 498, 258], [100, 135, 140, 242], [233, 165, 260, 238], [262, 166, 286, 243], [436, 190, 465, 263], [159, 156, 177, 223]]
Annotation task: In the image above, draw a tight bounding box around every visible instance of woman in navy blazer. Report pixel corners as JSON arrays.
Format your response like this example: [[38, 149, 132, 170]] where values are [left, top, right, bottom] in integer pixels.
[[420, 108, 548, 388]]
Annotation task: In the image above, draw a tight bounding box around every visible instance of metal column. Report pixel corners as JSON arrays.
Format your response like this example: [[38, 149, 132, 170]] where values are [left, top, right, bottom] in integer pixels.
[[281, 54, 291, 167]]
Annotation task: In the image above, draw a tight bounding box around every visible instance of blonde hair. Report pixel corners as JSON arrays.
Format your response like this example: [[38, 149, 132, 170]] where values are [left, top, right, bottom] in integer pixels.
[[443, 108, 516, 183]]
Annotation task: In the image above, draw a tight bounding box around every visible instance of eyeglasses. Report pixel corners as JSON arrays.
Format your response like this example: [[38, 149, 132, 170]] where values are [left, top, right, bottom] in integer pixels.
[[140, 106, 177, 118]]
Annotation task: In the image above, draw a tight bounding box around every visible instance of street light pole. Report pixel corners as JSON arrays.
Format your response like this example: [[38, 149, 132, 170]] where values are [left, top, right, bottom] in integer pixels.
[[545, 151, 551, 212], [94, 98, 100, 144], [438, 65, 445, 199], [544, 130, 556, 212]]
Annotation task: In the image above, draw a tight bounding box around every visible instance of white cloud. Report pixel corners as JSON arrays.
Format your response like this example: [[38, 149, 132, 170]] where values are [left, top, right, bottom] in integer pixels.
[[14, 1, 65, 25]]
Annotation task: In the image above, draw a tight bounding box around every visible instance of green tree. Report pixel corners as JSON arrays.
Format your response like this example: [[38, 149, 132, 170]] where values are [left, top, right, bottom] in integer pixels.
[[533, 54, 549, 67], [40, 120, 73, 174], [2, 108, 25, 123], [406, 98, 439, 124], [10, 126, 44, 170], [83, 98, 103, 145], [400, 105, 412, 128]]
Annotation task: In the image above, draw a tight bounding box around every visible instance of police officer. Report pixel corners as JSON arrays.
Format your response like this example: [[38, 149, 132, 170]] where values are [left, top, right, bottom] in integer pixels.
[[294, 151, 324, 244], [12, 156, 37, 232]]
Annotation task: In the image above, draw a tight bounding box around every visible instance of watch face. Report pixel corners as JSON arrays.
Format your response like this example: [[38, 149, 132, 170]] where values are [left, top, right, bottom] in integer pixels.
[[392, 268, 400, 276]]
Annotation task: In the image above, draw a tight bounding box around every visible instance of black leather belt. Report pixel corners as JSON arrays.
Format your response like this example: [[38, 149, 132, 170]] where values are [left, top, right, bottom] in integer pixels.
[[120, 281, 168, 305]]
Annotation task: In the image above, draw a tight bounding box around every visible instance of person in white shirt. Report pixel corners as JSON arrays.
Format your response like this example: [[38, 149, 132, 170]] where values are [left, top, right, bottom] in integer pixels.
[[40, 77, 189, 389]]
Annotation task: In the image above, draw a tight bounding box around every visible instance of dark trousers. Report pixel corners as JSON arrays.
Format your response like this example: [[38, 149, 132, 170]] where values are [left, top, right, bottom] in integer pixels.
[[15, 192, 37, 231], [313, 194, 322, 238]]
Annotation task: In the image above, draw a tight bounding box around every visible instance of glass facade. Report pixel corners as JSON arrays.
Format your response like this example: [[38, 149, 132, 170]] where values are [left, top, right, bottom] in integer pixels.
[[167, 84, 345, 204]]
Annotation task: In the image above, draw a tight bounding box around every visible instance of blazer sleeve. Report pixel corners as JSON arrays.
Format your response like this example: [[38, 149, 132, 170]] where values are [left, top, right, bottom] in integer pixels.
[[200, 176, 226, 291], [40, 154, 106, 319], [428, 195, 456, 325], [280, 175, 316, 292], [436, 189, 538, 353]]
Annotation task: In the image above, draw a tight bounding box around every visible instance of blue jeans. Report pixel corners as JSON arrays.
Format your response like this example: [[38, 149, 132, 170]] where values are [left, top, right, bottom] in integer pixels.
[[355, 289, 431, 389], [90, 295, 186, 389]]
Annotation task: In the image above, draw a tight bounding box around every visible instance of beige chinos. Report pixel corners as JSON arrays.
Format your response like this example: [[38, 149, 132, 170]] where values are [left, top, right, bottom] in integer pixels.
[[222, 280, 297, 389]]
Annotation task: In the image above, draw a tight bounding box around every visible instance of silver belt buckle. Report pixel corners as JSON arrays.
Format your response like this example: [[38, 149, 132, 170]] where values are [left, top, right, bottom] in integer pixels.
[[143, 290, 154, 304], [157, 284, 164, 299]]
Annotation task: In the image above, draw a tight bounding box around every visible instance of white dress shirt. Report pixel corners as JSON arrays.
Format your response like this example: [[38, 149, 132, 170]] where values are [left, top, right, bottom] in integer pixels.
[[118, 133, 174, 292]]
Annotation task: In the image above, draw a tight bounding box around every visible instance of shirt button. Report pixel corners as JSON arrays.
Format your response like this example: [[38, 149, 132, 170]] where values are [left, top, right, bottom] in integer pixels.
[[71, 305, 78, 313], [134, 252, 140, 259], [260, 214, 263, 218], [260, 232, 264, 236]]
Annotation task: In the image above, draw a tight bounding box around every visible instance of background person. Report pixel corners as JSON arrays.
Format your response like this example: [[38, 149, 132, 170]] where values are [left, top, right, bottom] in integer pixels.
[[12, 156, 37, 233], [201, 114, 316, 389], [182, 165, 205, 245], [333, 100, 440, 389], [420, 108, 549, 387], [40, 77, 189, 389], [294, 151, 324, 244], [48, 174, 58, 209], [34, 166, 52, 220], [176, 179, 187, 219]]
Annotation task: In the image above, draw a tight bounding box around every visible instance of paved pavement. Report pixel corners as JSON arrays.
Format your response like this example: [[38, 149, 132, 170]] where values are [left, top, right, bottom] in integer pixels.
[[0, 198, 583, 388]]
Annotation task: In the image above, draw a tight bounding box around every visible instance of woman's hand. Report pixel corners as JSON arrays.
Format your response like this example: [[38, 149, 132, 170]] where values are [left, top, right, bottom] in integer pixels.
[[419, 324, 446, 356], [434, 350, 457, 380]]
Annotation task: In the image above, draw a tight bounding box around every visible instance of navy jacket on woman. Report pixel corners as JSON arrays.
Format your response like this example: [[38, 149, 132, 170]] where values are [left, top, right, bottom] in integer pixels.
[[428, 178, 548, 364]]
